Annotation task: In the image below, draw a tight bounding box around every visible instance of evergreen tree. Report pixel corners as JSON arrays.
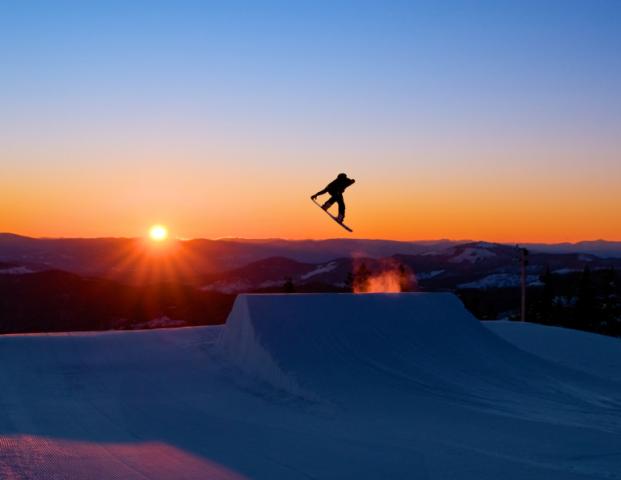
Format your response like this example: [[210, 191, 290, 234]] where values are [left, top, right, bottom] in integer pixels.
[[283, 277, 295, 293], [602, 267, 616, 298], [539, 265, 554, 325], [576, 266, 595, 331], [345, 271, 354, 291], [353, 262, 371, 293], [398, 263, 412, 292], [600, 267, 617, 335]]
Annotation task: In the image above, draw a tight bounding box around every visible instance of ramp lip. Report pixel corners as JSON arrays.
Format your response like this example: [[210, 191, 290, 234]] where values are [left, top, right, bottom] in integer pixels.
[[235, 292, 452, 297]]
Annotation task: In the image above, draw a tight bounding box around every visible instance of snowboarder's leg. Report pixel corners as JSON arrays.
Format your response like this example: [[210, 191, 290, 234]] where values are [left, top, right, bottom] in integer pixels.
[[335, 194, 345, 223], [321, 196, 336, 211]]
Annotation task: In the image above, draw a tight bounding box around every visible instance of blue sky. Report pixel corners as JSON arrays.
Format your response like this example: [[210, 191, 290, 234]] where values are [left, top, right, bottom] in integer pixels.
[[1, 1, 620, 240]]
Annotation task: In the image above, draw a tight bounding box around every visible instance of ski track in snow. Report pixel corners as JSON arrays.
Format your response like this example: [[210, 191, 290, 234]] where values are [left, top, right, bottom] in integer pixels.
[[1, 293, 621, 479]]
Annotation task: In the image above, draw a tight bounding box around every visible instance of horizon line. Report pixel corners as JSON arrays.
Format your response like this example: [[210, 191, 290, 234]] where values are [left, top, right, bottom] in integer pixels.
[[1, 232, 620, 246]]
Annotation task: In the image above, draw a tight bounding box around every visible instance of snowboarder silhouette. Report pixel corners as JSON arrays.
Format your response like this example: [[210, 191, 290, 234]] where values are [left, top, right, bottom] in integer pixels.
[[311, 173, 355, 223]]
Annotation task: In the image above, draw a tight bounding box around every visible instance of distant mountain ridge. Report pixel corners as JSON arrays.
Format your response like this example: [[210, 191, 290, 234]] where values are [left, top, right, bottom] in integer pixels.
[[2, 234, 621, 289], [523, 240, 621, 258], [0, 234, 463, 279], [198, 242, 621, 293]]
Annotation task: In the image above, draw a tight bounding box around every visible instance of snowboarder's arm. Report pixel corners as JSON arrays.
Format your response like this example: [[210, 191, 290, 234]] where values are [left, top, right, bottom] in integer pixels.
[[311, 187, 329, 200]]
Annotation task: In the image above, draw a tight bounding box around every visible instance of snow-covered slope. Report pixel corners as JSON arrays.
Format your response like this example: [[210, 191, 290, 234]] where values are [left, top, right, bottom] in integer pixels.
[[458, 273, 542, 289], [448, 246, 497, 263], [485, 320, 621, 383], [1, 293, 621, 479], [0, 265, 34, 274]]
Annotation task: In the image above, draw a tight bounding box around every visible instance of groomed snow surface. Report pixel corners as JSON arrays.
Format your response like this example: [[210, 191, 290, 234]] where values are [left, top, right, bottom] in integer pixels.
[[1, 293, 621, 479]]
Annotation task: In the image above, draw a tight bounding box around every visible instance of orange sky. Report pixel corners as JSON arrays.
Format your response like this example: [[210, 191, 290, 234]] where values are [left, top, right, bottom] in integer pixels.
[[2, 148, 620, 242]]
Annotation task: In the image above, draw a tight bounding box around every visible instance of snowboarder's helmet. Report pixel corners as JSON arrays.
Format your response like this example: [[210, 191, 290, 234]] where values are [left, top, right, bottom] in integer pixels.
[[337, 173, 347, 179]]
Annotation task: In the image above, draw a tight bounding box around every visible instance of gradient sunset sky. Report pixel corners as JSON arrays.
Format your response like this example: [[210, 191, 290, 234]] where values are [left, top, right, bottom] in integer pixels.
[[2, 1, 620, 242]]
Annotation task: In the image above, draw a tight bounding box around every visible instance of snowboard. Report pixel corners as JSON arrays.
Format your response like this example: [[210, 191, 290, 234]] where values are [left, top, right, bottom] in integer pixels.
[[311, 198, 353, 232]]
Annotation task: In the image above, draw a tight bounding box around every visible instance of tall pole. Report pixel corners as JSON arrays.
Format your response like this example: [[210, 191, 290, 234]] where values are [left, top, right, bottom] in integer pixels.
[[519, 247, 529, 322]]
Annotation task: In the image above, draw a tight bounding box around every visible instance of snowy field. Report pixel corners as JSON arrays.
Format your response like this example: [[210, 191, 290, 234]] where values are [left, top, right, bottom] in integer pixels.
[[1, 293, 621, 479]]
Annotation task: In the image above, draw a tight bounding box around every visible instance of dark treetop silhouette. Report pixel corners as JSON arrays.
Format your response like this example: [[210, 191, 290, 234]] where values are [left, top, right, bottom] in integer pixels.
[[311, 173, 355, 223]]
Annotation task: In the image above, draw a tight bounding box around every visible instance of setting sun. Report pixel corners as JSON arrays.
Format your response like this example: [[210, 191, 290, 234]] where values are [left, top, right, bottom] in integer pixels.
[[149, 224, 168, 241]]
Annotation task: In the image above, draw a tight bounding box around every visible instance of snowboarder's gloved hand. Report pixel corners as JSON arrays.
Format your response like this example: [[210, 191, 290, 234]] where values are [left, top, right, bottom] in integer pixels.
[[311, 194, 318, 200]]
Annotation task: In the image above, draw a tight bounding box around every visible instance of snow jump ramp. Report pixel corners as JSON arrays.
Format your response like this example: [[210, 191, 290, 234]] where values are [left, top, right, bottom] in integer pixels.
[[218, 293, 621, 426]]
